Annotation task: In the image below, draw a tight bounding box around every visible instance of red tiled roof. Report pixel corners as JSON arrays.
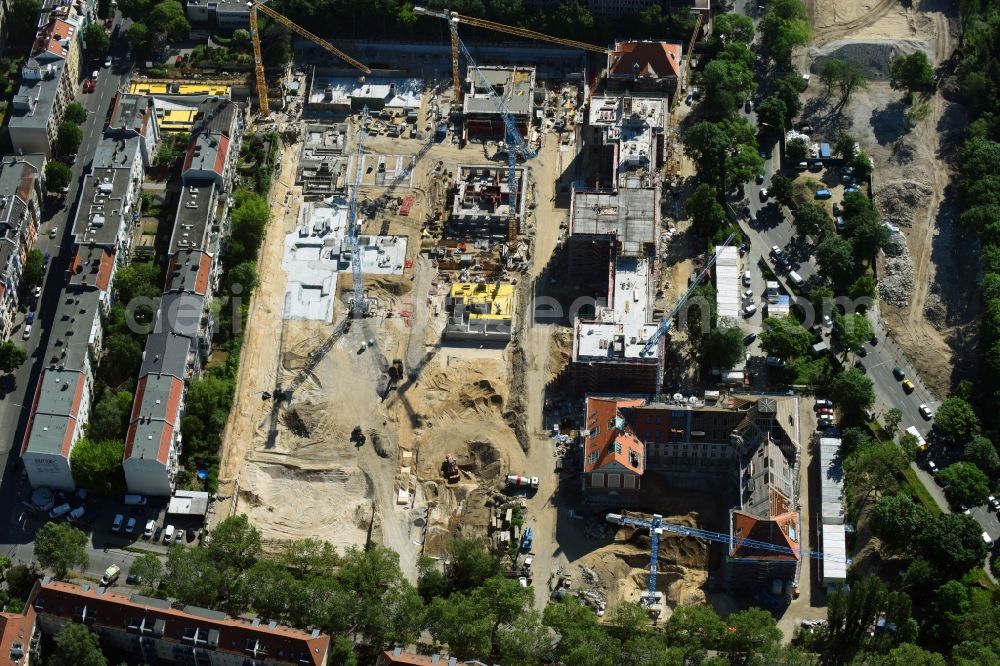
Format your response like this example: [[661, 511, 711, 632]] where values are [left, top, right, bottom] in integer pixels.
[[124, 375, 184, 463], [17, 166, 37, 202], [30, 580, 330, 666], [166, 250, 212, 295], [583, 396, 646, 475], [214, 135, 230, 176], [730, 510, 801, 561], [0, 605, 36, 665], [608, 41, 682, 81], [377, 649, 490, 665], [19, 371, 85, 459]]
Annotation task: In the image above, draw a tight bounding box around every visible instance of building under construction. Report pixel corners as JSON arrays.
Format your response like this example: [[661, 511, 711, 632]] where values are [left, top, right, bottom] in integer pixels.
[[568, 187, 661, 393], [448, 164, 527, 239], [462, 66, 536, 141], [295, 123, 349, 197], [586, 96, 666, 189], [444, 281, 514, 341]]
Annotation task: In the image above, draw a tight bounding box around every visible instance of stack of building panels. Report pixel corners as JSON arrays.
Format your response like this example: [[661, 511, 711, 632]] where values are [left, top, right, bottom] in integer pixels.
[[715, 245, 741, 321]]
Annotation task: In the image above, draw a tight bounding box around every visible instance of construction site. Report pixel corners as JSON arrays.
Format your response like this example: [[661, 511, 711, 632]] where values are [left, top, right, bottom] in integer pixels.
[[197, 0, 820, 626]]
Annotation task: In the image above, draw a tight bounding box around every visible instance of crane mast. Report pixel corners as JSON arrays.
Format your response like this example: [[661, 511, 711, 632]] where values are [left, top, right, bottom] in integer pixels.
[[348, 107, 370, 317]]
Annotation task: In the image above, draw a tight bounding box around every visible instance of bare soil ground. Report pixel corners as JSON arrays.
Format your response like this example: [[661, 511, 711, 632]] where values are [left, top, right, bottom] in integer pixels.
[[800, 0, 976, 394]]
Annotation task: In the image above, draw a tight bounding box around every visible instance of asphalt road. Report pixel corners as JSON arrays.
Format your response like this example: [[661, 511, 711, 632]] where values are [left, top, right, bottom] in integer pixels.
[[0, 12, 142, 581]]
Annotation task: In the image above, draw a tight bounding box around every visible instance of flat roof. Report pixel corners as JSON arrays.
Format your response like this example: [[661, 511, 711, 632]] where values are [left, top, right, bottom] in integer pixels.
[[93, 134, 140, 170], [9, 59, 64, 131], [125, 374, 184, 463], [167, 490, 210, 516], [109, 94, 155, 135], [570, 188, 657, 256], [170, 181, 215, 254], [130, 82, 231, 97], [166, 249, 212, 295], [153, 291, 206, 340], [821, 524, 848, 582], [463, 66, 534, 117], [819, 437, 845, 525], [72, 167, 133, 247], [309, 76, 422, 109], [449, 282, 514, 320], [715, 245, 741, 321]]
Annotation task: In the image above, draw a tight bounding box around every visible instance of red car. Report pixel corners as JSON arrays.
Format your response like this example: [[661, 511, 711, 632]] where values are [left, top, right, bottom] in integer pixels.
[[175, 54, 184, 66]]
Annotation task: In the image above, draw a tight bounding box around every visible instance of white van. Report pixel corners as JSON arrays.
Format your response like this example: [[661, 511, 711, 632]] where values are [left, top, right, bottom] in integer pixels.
[[49, 503, 71, 519], [743, 270, 752, 286], [743, 302, 758, 317], [788, 271, 804, 287], [123, 494, 147, 506], [163, 524, 175, 543], [67, 506, 85, 522]]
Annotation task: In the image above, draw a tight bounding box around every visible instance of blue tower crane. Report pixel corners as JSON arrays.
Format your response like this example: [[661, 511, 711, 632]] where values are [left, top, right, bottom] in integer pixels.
[[606, 511, 849, 608], [639, 233, 737, 396], [347, 106, 370, 318]]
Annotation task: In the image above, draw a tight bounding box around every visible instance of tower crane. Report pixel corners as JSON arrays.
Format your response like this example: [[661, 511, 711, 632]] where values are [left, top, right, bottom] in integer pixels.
[[413, 7, 609, 106], [607, 511, 848, 609], [640, 233, 736, 397], [248, 0, 371, 116], [347, 106, 370, 318]]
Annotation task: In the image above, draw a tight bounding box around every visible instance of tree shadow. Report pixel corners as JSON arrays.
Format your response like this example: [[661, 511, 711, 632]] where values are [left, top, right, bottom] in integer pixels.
[[870, 101, 908, 146]]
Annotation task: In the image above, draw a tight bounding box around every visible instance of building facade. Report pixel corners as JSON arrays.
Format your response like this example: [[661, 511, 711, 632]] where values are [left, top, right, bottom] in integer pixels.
[[0, 155, 45, 341]]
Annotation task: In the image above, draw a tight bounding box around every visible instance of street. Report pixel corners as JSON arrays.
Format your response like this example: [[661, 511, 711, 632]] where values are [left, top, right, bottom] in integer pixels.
[[0, 12, 137, 580]]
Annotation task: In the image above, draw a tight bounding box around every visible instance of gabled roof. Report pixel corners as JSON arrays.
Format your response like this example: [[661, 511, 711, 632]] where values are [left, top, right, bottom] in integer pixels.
[[0, 605, 36, 666], [68, 246, 115, 292], [124, 374, 185, 464], [166, 249, 212, 295], [583, 396, 646, 475], [730, 510, 801, 561], [609, 41, 682, 81]]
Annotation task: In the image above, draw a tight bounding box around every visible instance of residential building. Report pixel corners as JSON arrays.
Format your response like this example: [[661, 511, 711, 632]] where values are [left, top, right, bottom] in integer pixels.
[[377, 648, 494, 666], [9, 8, 84, 156], [448, 165, 527, 240], [20, 290, 102, 490], [0, 603, 38, 666], [568, 187, 662, 393], [106, 93, 161, 168], [122, 373, 184, 497], [581, 394, 803, 595], [586, 96, 666, 188], [606, 41, 684, 96], [445, 282, 514, 341], [0, 155, 45, 341], [28, 579, 330, 666], [462, 66, 535, 141], [184, 0, 251, 30]]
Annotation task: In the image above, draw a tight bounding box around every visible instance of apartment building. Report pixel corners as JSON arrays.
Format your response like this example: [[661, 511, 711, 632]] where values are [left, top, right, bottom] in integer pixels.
[[0, 603, 38, 666], [0, 155, 45, 341], [184, 0, 251, 30], [123, 98, 244, 497], [581, 393, 803, 595], [9, 3, 86, 157], [106, 93, 161, 168], [28, 579, 330, 666], [606, 41, 684, 96]]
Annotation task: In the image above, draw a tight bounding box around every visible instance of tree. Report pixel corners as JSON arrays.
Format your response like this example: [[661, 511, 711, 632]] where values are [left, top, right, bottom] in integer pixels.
[[64, 102, 88, 126], [165, 546, 223, 607], [280, 537, 340, 578], [446, 538, 501, 593], [83, 23, 110, 60], [7, 0, 42, 46], [760, 0, 812, 67], [70, 437, 125, 496], [770, 174, 794, 205], [795, 202, 831, 239], [22, 249, 44, 288], [115, 261, 162, 304], [228, 190, 270, 264], [618, 634, 683, 666], [940, 462, 991, 509], [125, 22, 151, 58], [845, 439, 904, 502], [876, 643, 947, 666], [684, 184, 726, 237], [849, 275, 877, 300], [964, 436, 1000, 476], [702, 56, 756, 118], [56, 122, 83, 159], [890, 52, 934, 99], [117, 0, 151, 18], [224, 260, 258, 294], [836, 313, 874, 354], [884, 407, 903, 433], [545, 596, 621, 666], [870, 494, 931, 553], [826, 576, 914, 660], [34, 522, 89, 579], [684, 122, 729, 187], [149, 0, 190, 43], [208, 515, 262, 573], [45, 160, 73, 194], [50, 622, 107, 666], [606, 602, 652, 642], [819, 58, 871, 107], [786, 137, 808, 163], [761, 316, 813, 359], [899, 557, 936, 601], [0, 341, 27, 374], [713, 12, 755, 44], [835, 134, 857, 160], [100, 334, 143, 387], [427, 592, 493, 659], [807, 235, 855, 284], [756, 95, 789, 131], [662, 604, 725, 663], [701, 326, 745, 368], [829, 368, 875, 421], [231, 28, 252, 51], [88, 390, 135, 441], [916, 513, 988, 575], [773, 73, 807, 126], [181, 375, 234, 458], [849, 150, 874, 182], [723, 608, 782, 664], [129, 553, 164, 591], [933, 397, 981, 444]]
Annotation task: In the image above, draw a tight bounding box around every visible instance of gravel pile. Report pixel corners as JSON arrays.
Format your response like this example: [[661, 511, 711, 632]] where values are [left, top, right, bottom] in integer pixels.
[[880, 256, 914, 306], [883, 232, 907, 257], [809, 40, 933, 79], [875, 180, 933, 229]]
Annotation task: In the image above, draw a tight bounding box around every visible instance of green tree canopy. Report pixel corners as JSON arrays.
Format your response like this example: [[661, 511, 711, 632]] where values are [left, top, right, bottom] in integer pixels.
[[849, 275, 877, 300], [760, 0, 812, 67], [756, 95, 789, 131], [890, 51, 934, 98], [870, 493, 931, 553], [845, 439, 903, 502], [816, 235, 855, 285], [101, 334, 143, 386], [773, 73, 807, 125], [0, 341, 27, 374], [964, 435, 1000, 475], [916, 513, 988, 576], [835, 134, 858, 160], [940, 462, 991, 509], [56, 121, 83, 159], [34, 522, 89, 579], [446, 537, 501, 593], [149, 0, 190, 42], [63, 102, 88, 125], [125, 22, 151, 58], [723, 608, 783, 663], [115, 261, 162, 304], [770, 174, 794, 205], [21, 249, 44, 290], [819, 58, 871, 107], [44, 161, 73, 194], [701, 326, 746, 368], [933, 397, 981, 444], [836, 313, 874, 353], [129, 552, 164, 592], [662, 604, 726, 663], [70, 437, 126, 496], [684, 183, 726, 237], [884, 407, 903, 432], [164, 546, 223, 607], [795, 202, 831, 239], [829, 368, 875, 422], [713, 12, 755, 45], [786, 137, 808, 163], [760, 315, 813, 359], [208, 514, 262, 573], [50, 622, 107, 666], [228, 190, 271, 265]]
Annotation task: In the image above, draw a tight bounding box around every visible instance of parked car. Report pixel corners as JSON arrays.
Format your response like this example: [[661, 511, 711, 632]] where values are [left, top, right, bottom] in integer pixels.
[[22, 324, 32, 339], [815, 399, 833, 408], [845, 185, 860, 194], [815, 189, 833, 200], [125, 517, 137, 533], [743, 302, 758, 317], [796, 161, 808, 171], [143, 519, 155, 538], [112, 513, 124, 532], [101, 564, 120, 586], [989, 495, 1000, 511], [919, 404, 933, 420], [126, 573, 143, 585], [759, 187, 769, 201], [49, 226, 58, 238], [770, 245, 784, 258], [836, 215, 846, 231], [104, 56, 112, 67], [743, 288, 754, 299], [766, 356, 786, 367], [927, 459, 938, 474], [32, 285, 41, 299], [743, 332, 757, 345], [809, 161, 823, 172], [743, 270, 752, 287], [67, 506, 84, 522], [755, 173, 765, 184], [833, 203, 842, 216]]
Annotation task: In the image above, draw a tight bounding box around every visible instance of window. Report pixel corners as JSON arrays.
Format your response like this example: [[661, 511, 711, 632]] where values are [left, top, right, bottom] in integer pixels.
[[613, 441, 622, 454], [608, 474, 620, 488], [593, 473, 605, 487], [587, 451, 599, 466]]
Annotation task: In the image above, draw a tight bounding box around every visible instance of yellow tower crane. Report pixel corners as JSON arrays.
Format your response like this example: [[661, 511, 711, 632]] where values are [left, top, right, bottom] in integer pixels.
[[248, 0, 372, 116], [413, 7, 609, 106]]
